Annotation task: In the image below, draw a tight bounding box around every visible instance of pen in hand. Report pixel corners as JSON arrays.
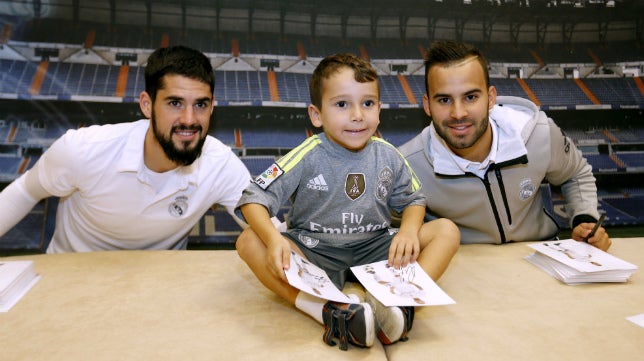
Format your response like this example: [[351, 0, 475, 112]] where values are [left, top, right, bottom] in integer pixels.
[[582, 213, 606, 243]]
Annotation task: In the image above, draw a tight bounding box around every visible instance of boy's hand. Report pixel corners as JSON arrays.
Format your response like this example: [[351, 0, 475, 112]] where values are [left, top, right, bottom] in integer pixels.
[[388, 230, 420, 269], [266, 236, 292, 282]]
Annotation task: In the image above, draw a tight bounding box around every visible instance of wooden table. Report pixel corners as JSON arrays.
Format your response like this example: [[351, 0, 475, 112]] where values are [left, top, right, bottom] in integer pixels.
[[387, 237, 644, 361], [1, 239, 642, 361], [1, 250, 386, 361]]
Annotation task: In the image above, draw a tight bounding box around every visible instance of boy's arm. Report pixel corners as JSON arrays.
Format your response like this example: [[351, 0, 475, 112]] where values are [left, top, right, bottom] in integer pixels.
[[240, 203, 293, 281], [388, 205, 425, 269]]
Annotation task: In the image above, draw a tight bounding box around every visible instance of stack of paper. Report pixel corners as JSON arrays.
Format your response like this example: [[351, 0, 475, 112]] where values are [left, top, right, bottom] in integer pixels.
[[285, 251, 455, 306], [525, 239, 638, 284], [0, 260, 41, 312]]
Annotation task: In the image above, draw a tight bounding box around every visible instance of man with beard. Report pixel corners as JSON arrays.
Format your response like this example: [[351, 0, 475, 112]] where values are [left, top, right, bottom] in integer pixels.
[[0, 46, 251, 253], [398, 40, 611, 251]]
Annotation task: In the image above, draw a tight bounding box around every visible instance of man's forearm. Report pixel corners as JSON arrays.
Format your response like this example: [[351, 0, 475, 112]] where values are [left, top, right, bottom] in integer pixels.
[[0, 175, 42, 236]]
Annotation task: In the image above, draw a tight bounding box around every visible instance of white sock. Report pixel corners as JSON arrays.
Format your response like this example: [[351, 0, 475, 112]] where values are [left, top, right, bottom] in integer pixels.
[[295, 292, 326, 324], [294, 289, 364, 325], [342, 282, 366, 302]]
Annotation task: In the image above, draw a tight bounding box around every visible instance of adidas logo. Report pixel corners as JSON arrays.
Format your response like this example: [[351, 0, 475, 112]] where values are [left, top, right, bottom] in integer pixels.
[[307, 174, 329, 191]]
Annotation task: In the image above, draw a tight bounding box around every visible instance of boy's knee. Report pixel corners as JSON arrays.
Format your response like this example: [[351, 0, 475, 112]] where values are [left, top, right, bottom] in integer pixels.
[[427, 218, 460, 249], [440, 218, 461, 246], [440, 218, 460, 236], [235, 228, 255, 257]]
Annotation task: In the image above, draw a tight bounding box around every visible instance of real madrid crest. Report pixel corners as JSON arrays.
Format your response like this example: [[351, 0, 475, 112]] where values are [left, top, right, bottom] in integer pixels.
[[169, 196, 189, 217], [375, 167, 393, 201], [518, 178, 536, 201]]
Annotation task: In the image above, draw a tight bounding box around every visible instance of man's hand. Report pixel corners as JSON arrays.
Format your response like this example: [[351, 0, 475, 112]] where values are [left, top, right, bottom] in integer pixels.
[[572, 222, 612, 251]]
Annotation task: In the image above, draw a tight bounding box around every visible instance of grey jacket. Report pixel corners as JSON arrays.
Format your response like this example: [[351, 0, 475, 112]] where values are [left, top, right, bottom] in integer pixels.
[[398, 96, 600, 244]]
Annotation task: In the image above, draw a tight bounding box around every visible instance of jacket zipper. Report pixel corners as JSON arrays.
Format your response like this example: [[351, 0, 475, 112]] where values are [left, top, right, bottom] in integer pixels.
[[439, 155, 528, 244], [495, 168, 512, 225], [481, 174, 507, 244]]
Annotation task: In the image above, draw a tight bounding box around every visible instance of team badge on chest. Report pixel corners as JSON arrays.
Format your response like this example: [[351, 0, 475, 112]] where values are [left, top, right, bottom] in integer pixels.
[[375, 167, 393, 201], [169, 196, 189, 217], [345, 173, 365, 201], [518, 178, 536, 201]]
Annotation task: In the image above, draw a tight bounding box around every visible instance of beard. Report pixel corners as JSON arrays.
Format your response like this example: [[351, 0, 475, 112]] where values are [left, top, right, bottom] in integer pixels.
[[432, 110, 490, 151], [151, 113, 206, 166]]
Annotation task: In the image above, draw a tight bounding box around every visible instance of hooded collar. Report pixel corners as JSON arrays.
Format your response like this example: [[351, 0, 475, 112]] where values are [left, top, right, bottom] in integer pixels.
[[429, 103, 530, 176]]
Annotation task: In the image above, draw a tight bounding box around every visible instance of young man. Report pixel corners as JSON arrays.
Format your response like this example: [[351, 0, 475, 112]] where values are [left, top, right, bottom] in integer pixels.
[[235, 53, 459, 351], [398, 40, 611, 251], [0, 45, 251, 253]]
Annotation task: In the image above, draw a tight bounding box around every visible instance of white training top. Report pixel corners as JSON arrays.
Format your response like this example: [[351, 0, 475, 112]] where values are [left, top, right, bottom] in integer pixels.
[[33, 119, 250, 253]]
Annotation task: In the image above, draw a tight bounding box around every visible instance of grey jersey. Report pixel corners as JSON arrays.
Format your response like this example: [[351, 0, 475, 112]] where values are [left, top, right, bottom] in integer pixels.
[[236, 133, 425, 246]]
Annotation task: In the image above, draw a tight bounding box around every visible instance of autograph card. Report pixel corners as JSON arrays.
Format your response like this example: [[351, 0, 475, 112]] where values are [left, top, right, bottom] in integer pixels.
[[284, 251, 352, 303], [351, 261, 455, 307]]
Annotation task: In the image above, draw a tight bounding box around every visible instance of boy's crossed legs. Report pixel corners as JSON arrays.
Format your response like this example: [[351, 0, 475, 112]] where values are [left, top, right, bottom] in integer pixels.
[[235, 218, 459, 350]]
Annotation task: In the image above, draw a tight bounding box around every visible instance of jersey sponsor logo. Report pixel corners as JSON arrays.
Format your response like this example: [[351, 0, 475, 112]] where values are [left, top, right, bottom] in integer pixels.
[[310, 217, 388, 234], [169, 196, 189, 217], [375, 166, 393, 201], [307, 174, 329, 191], [254, 163, 284, 190], [519, 178, 536, 201], [345, 173, 365, 201]]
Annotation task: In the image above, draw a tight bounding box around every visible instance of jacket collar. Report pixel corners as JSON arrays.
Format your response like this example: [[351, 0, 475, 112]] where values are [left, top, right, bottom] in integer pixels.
[[429, 100, 531, 176]]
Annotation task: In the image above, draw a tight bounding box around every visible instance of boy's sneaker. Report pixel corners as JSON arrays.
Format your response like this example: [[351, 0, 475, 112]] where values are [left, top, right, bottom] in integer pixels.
[[322, 301, 374, 351], [365, 291, 415, 345]]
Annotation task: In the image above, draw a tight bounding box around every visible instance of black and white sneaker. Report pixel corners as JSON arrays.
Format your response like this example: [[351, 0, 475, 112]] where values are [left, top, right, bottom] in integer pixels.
[[321, 301, 375, 351]]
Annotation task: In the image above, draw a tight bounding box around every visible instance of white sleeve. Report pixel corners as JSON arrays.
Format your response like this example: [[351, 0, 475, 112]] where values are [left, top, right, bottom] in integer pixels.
[[0, 168, 50, 236]]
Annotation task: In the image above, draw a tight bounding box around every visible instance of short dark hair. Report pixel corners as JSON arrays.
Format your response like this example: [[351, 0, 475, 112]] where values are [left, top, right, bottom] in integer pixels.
[[144, 45, 214, 102], [309, 53, 379, 109], [424, 40, 489, 96]]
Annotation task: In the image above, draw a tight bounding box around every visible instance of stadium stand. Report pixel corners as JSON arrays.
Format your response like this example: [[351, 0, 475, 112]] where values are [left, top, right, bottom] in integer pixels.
[[584, 78, 644, 106], [524, 78, 595, 106], [584, 153, 621, 172], [1, 9, 643, 253], [2, 58, 643, 109], [615, 152, 644, 169], [274, 72, 311, 104], [241, 155, 278, 176]]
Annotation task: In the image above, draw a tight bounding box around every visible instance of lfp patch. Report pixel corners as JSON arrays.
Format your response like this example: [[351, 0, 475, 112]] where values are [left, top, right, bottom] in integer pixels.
[[254, 163, 284, 189]]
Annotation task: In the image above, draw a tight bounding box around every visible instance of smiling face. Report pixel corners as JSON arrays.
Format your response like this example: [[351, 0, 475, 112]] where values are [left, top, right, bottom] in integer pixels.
[[308, 67, 381, 152], [424, 55, 497, 162], [140, 74, 214, 171]]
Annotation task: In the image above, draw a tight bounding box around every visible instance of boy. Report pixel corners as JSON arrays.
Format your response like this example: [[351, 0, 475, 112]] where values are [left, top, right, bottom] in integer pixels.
[[235, 53, 459, 350]]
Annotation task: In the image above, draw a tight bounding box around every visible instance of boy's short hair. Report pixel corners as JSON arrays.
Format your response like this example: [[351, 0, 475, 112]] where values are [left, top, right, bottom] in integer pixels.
[[145, 45, 214, 102], [424, 40, 490, 96], [309, 53, 379, 109]]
